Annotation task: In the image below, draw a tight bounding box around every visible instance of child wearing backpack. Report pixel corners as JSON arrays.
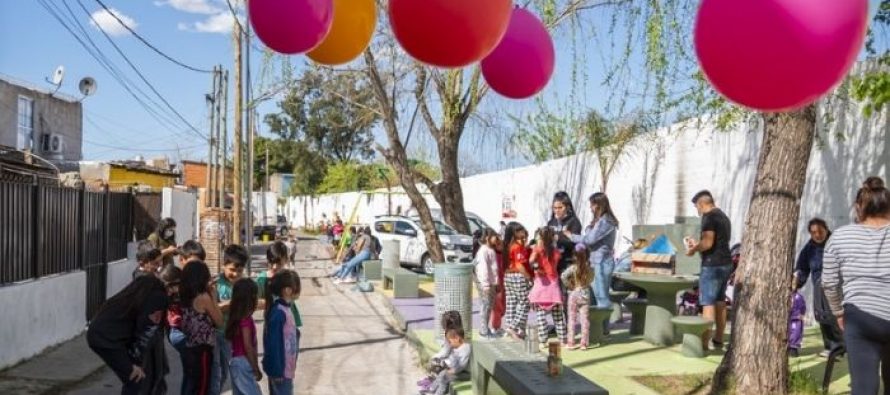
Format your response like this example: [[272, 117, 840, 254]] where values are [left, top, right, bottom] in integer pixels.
[[263, 270, 302, 395]]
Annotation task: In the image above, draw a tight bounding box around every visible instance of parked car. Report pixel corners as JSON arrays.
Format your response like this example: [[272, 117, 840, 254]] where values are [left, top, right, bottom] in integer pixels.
[[371, 215, 473, 274], [404, 208, 493, 235], [254, 215, 289, 240]]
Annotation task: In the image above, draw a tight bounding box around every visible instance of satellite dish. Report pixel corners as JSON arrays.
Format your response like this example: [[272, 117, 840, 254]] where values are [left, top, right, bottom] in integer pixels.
[[51, 66, 65, 86], [78, 77, 97, 97]]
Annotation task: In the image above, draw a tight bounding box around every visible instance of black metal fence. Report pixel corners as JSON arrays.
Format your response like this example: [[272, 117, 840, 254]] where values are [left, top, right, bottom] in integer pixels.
[[0, 177, 135, 319]]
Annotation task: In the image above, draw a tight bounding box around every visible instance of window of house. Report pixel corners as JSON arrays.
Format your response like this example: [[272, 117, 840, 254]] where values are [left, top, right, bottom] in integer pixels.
[[17, 96, 33, 150]]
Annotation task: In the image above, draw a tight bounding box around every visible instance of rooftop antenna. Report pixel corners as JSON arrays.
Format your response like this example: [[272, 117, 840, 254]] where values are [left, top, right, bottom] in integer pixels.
[[45, 65, 65, 95], [78, 76, 97, 101]]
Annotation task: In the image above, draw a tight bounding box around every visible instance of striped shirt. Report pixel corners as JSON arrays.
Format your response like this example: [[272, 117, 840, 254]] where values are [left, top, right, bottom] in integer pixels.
[[823, 223, 890, 321]]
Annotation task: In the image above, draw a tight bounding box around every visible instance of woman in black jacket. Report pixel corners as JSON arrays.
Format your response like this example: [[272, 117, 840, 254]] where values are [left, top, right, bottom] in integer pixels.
[[87, 276, 169, 395], [547, 191, 583, 274]]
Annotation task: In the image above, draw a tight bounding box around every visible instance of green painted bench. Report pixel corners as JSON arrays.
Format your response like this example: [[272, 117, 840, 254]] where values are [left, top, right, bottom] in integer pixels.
[[588, 306, 613, 346], [382, 267, 419, 298], [671, 316, 713, 358], [362, 259, 382, 281], [623, 298, 648, 336], [472, 339, 609, 395]]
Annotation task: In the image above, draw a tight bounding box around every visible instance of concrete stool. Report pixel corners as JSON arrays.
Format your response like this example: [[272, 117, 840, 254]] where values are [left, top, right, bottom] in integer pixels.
[[588, 306, 614, 346], [609, 291, 631, 323], [624, 298, 648, 336], [671, 316, 714, 358], [362, 259, 382, 281]]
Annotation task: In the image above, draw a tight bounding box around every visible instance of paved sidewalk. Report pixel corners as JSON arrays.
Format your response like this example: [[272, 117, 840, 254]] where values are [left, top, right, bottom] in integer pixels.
[[3, 237, 422, 395]]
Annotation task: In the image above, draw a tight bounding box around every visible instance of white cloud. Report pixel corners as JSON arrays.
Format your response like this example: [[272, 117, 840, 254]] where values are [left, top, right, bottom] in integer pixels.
[[89, 8, 138, 36], [178, 12, 240, 34], [154, 0, 222, 14]]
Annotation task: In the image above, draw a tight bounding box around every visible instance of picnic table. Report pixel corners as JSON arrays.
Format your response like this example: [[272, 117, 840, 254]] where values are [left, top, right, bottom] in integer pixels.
[[614, 273, 698, 346], [472, 339, 609, 395]]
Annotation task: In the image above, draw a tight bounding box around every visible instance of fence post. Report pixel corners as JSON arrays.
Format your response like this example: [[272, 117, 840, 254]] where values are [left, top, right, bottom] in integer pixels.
[[77, 184, 85, 270], [103, 185, 110, 265], [30, 176, 41, 279]]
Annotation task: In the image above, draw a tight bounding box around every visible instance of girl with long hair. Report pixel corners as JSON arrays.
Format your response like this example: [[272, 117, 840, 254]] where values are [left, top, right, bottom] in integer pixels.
[[548, 191, 583, 274], [226, 279, 262, 395], [502, 222, 532, 340], [562, 244, 594, 349], [179, 261, 224, 395], [528, 227, 567, 348]]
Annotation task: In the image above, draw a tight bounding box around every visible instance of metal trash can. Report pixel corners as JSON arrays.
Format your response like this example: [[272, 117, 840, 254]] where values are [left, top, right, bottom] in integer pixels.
[[433, 263, 474, 343], [382, 240, 400, 270]]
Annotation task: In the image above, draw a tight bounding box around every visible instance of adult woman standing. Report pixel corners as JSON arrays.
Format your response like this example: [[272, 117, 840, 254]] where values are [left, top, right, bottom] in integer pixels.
[[547, 191, 583, 275], [794, 218, 843, 357], [148, 218, 178, 268], [823, 177, 890, 394], [567, 193, 618, 333]]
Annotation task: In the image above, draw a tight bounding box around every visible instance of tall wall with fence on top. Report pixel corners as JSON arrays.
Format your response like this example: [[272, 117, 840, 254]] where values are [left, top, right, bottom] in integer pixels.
[[0, 176, 141, 369]]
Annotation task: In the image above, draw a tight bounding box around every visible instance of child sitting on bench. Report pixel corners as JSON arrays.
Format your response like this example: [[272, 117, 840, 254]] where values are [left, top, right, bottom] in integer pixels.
[[420, 327, 471, 395]]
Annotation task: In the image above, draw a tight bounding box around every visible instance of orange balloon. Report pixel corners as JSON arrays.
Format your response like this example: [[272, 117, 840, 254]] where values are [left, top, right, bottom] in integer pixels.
[[308, 0, 377, 65]]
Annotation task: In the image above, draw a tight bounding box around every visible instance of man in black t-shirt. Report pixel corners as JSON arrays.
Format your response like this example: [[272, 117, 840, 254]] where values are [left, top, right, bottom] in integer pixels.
[[684, 190, 732, 351]]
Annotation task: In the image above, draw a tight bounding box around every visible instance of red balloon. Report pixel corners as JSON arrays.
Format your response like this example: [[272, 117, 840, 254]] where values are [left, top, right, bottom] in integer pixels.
[[482, 9, 555, 99], [389, 0, 513, 68], [249, 0, 334, 55], [695, 0, 869, 112]]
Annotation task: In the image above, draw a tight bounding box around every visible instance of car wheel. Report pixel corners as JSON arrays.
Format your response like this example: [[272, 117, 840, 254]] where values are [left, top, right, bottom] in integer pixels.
[[422, 254, 435, 275]]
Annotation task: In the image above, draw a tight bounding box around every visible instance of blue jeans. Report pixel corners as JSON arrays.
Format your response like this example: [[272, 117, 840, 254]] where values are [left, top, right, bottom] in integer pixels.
[[590, 257, 615, 308], [230, 356, 262, 395], [268, 378, 294, 395], [699, 265, 732, 306], [168, 328, 190, 395], [335, 250, 371, 279], [210, 332, 231, 395]]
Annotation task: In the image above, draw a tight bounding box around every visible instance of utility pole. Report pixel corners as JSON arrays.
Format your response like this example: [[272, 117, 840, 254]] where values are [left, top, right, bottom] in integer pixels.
[[219, 69, 229, 210], [207, 66, 219, 207], [214, 67, 223, 208], [205, 67, 217, 207], [232, 17, 243, 244]]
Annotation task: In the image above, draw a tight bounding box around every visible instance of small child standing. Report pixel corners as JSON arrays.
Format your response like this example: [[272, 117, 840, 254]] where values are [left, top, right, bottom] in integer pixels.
[[213, 244, 250, 395], [528, 227, 567, 348], [473, 229, 500, 338], [789, 275, 806, 357], [422, 328, 472, 395], [226, 279, 262, 395], [561, 244, 594, 350], [258, 242, 304, 332], [502, 223, 532, 340], [262, 270, 302, 395]]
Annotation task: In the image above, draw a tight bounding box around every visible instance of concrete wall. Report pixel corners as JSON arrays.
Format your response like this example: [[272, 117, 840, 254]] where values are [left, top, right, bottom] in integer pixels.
[[0, 77, 83, 161], [0, 271, 86, 369], [162, 188, 198, 245], [106, 258, 136, 298]]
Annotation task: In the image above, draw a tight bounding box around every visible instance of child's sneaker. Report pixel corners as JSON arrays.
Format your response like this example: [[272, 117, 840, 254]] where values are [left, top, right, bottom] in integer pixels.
[[341, 276, 357, 284]]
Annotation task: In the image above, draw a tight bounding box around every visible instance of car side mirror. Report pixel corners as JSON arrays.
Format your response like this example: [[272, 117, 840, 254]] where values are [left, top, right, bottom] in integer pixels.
[[405, 229, 417, 238]]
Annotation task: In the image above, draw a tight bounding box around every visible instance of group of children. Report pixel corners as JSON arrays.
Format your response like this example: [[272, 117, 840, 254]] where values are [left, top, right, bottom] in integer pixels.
[[472, 224, 600, 351], [88, 238, 303, 395]]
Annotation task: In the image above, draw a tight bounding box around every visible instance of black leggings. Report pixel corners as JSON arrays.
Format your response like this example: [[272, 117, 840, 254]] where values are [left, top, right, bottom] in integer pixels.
[[183, 345, 214, 395], [89, 346, 140, 395], [844, 305, 890, 395]]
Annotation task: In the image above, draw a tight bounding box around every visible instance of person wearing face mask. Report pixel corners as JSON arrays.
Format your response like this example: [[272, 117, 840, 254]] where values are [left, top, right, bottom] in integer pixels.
[[794, 218, 843, 358], [148, 218, 179, 269]]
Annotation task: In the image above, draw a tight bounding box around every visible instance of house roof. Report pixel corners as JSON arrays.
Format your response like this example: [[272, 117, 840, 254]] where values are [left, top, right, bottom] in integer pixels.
[[0, 73, 80, 103], [0, 145, 58, 180], [108, 160, 179, 176]]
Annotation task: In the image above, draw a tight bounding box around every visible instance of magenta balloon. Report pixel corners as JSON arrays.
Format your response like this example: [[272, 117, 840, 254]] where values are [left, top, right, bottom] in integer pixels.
[[249, 0, 334, 55], [695, 0, 869, 112], [481, 9, 555, 99]]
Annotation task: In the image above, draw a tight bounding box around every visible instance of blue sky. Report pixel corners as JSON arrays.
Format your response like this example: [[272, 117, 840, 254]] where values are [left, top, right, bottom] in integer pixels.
[[0, 0, 883, 168]]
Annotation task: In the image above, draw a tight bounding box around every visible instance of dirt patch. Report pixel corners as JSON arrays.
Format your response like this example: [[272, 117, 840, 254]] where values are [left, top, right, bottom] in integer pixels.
[[633, 374, 713, 395]]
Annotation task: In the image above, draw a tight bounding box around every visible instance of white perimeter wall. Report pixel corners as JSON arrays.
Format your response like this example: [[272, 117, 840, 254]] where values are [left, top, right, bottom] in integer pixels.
[[0, 271, 86, 368], [162, 188, 198, 246]]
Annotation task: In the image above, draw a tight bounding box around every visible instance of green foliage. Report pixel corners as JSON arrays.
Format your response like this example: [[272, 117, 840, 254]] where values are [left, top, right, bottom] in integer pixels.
[[511, 99, 583, 163], [316, 162, 376, 194], [264, 65, 379, 163], [788, 369, 820, 395], [852, 0, 890, 117]]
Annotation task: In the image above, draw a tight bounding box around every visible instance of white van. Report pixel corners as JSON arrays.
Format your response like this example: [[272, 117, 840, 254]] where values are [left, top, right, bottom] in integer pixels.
[[372, 215, 473, 274]]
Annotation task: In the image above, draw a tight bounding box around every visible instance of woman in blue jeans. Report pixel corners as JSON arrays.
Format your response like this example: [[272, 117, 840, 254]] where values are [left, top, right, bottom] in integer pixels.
[[333, 227, 373, 284], [568, 192, 618, 334]]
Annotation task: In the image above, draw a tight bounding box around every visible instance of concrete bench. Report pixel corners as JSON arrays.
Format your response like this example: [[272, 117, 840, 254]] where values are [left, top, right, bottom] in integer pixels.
[[472, 339, 609, 395], [608, 291, 631, 323], [623, 298, 647, 336], [671, 316, 713, 358], [588, 306, 613, 346], [362, 259, 382, 281], [382, 267, 419, 298]]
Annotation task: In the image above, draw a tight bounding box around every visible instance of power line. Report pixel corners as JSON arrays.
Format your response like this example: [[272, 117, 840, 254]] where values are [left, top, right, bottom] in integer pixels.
[[83, 138, 204, 152], [92, 0, 215, 74], [75, 0, 208, 140], [38, 0, 196, 140]]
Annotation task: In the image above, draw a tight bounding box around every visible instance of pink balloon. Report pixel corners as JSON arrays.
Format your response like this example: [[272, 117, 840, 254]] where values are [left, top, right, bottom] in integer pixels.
[[249, 0, 334, 55], [482, 9, 555, 99], [695, 0, 869, 112]]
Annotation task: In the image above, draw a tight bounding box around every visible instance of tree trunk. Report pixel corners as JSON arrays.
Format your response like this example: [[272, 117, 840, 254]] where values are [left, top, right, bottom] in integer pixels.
[[432, 127, 471, 235], [711, 105, 816, 394]]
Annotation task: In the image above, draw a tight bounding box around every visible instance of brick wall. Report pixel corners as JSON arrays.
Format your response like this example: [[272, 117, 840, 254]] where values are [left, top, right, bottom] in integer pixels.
[[182, 161, 233, 190]]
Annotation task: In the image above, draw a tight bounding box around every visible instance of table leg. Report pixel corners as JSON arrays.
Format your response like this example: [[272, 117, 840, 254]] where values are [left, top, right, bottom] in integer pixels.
[[472, 359, 490, 395], [643, 291, 677, 346]]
